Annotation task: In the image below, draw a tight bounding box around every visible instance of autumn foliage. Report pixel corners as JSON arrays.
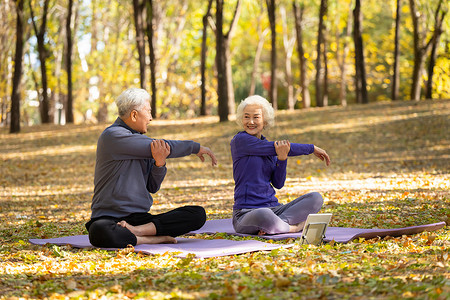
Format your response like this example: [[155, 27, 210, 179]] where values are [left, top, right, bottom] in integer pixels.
[[1, 100, 449, 299]]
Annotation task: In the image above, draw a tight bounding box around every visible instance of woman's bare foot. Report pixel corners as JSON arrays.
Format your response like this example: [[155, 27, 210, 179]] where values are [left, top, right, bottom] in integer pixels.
[[136, 235, 177, 245], [289, 220, 306, 233], [117, 220, 156, 236]]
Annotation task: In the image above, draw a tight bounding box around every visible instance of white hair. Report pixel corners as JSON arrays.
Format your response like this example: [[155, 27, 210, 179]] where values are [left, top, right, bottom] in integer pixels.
[[115, 88, 150, 117], [236, 95, 275, 129]]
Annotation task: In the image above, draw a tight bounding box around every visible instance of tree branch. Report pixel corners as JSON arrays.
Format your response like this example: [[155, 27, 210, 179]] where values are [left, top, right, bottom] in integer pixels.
[[225, 0, 241, 38]]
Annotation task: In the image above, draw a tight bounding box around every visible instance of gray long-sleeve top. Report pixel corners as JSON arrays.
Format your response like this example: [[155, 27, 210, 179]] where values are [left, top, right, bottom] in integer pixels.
[[90, 117, 200, 219]]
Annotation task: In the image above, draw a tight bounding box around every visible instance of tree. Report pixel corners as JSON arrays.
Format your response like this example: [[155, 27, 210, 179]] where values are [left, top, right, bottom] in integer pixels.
[[1, 1, 15, 126], [200, 0, 213, 116], [315, 0, 328, 107], [84, 0, 137, 123], [391, 0, 401, 100], [293, 0, 311, 108], [146, 0, 157, 117], [132, 0, 146, 90], [266, 0, 277, 109], [353, 0, 368, 104], [65, 0, 74, 123], [213, 0, 241, 122], [29, 0, 52, 123], [425, 0, 446, 99], [335, 3, 352, 107], [215, 0, 227, 121], [408, 0, 444, 101], [280, 5, 296, 110], [224, 1, 241, 116], [10, 0, 25, 133], [248, 2, 268, 97]]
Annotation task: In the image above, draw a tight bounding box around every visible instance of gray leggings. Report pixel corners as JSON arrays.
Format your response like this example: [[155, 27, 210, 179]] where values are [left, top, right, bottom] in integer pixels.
[[232, 192, 323, 234]]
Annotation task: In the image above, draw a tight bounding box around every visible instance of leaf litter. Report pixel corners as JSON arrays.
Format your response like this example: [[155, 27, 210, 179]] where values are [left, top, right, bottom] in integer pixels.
[[0, 100, 449, 299]]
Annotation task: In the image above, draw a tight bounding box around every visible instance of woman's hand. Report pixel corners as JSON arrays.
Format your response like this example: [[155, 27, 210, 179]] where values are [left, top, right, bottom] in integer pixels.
[[313, 145, 331, 166], [151, 139, 171, 167], [275, 140, 291, 161], [197, 146, 218, 166]]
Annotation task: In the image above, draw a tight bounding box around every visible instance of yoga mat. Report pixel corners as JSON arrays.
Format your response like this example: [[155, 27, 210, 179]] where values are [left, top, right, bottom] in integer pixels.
[[189, 219, 446, 243], [28, 236, 286, 258]]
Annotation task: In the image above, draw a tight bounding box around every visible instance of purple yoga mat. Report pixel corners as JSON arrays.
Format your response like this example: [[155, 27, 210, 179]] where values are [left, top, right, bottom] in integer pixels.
[[189, 219, 446, 243], [28, 236, 286, 258]]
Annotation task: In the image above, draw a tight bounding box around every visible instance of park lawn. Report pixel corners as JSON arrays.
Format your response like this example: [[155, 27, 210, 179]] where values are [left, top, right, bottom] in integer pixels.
[[0, 99, 449, 299]]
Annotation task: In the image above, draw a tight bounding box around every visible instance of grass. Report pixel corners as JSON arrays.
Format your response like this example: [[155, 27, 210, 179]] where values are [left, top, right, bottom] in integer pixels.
[[1, 99, 449, 299]]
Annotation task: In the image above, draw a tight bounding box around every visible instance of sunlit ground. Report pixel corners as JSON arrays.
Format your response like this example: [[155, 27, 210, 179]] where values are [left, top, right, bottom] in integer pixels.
[[0, 100, 449, 299]]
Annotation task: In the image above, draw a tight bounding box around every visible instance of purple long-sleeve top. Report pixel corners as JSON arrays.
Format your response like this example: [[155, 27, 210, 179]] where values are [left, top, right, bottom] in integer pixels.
[[230, 131, 314, 210]]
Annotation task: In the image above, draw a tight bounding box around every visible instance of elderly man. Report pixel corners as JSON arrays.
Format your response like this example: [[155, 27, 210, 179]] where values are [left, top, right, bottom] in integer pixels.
[[86, 88, 217, 248]]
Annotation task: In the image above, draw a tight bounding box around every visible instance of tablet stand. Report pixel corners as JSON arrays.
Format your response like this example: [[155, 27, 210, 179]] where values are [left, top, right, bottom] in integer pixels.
[[300, 221, 329, 246]]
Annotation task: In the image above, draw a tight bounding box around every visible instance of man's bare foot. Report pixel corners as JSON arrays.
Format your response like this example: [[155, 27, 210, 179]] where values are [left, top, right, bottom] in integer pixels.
[[136, 235, 177, 245], [289, 220, 306, 233], [117, 220, 157, 236], [258, 230, 266, 236]]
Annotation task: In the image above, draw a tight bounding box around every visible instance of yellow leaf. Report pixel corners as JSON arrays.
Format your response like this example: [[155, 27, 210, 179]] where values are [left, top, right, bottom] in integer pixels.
[[110, 284, 121, 293], [65, 279, 77, 290], [402, 291, 414, 298], [275, 277, 291, 288]]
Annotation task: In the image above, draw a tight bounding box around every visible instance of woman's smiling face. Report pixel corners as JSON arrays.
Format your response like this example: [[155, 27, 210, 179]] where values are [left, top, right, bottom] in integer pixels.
[[242, 104, 264, 139]]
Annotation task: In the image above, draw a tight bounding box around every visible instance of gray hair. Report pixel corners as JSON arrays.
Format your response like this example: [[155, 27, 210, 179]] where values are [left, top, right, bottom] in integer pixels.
[[236, 95, 275, 129], [115, 88, 150, 117]]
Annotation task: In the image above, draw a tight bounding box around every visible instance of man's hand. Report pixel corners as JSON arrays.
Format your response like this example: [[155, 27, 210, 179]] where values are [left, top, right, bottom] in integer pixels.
[[196, 146, 218, 166], [151, 139, 170, 167], [274, 140, 290, 161], [313, 145, 331, 166]]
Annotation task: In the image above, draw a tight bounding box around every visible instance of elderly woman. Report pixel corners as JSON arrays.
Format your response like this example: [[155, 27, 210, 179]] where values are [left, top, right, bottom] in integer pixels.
[[230, 95, 331, 235]]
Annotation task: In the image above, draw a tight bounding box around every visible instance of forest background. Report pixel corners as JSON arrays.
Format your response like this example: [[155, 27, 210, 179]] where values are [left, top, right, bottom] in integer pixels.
[[1, 0, 449, 298], [0, 0, 448, 132]]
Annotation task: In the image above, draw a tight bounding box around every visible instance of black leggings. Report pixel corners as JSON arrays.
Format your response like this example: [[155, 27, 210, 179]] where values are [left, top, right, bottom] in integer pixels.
[[85, 205, 206, 248]]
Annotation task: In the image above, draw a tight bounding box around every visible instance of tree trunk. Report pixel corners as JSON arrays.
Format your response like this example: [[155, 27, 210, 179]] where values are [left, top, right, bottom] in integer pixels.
[[223, 1, 241, 116], [2, 57, 12, 125], [409, 0, 422, 101], [391, 0, 401, 100], [200, 0, 213, 116], [248, 30, 267, 96], [53, 21, 64, 125], [353, 0, 368, 104], [408, 0, 441, 101], [280, 6, 295, 110], [1, 1, 14, 126], [216, 0, 228, 122], [293, 1, 311, 108], [29, 0, 52, 123], [91, 0, 98, 52], [425, 2, 446, 99], [266, 0, 277, 109], [65, 0, 74, 123], [133, 0, 146, 90], [315, 0, 327, 107], [225, 39, 235, 115], [97, 102, 108, 123], [249, 3, 267, 96], [147, 0, 157, 118], [10, 0, 25, 133], [323, 25, 329, 107], [335, 4, 352, 107]]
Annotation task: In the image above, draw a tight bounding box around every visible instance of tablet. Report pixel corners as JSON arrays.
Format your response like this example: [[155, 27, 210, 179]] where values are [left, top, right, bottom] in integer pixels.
[[300, 213, 332, 246]]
